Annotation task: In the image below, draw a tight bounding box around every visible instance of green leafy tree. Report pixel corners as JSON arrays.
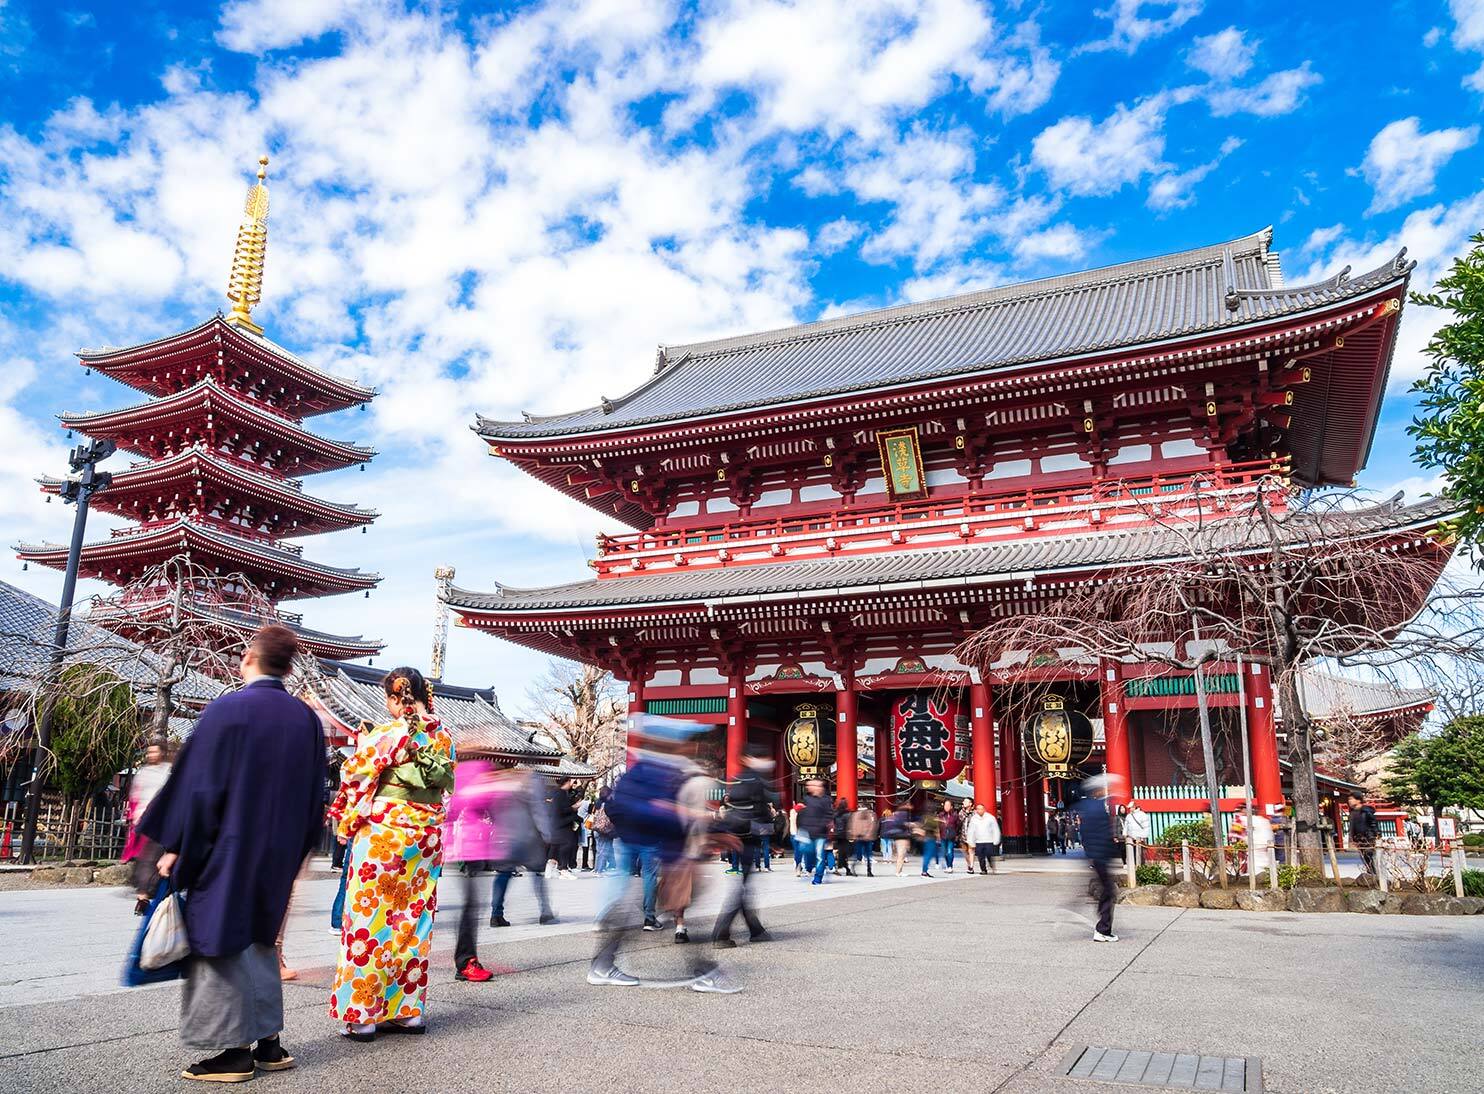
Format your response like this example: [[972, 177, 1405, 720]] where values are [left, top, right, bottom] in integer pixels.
[[1382, 716, 1484, 838], [47, 665, 142, 859], [1410, 231, 1484, 544]]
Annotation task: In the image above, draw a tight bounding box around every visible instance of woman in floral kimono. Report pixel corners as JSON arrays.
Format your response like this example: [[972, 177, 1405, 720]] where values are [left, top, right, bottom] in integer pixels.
[[328, 667, 455, 1041]]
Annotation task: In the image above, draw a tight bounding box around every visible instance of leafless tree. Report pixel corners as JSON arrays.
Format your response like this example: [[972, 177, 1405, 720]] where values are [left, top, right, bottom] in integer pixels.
[[1312, 706, 1392, 789], [524, 661, 626, 775], [957, 473, 1484, 869]]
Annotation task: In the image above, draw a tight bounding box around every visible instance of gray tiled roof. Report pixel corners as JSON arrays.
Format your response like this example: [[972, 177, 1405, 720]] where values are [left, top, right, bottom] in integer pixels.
[[477, 229, 1411, 440], [0, 579, 224, 705], [1296, 667, 1434, 719], [308, 664, 560, 760], [447, 496, 1455, 614]]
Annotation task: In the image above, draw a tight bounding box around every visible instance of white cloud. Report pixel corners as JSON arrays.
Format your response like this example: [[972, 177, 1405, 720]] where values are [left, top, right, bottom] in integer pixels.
[[1186, 27, 1256, 80], [1360, 117, 1479, 215], [1207, 62, 1320, 117], [1082, 0, 1203, 55], [217, 0, 359, 53], [1031, 98, 1168, 196], [1146, 135, 1241, 212], [1013, 223, 1097, 261], [816, 218, 862, 254]]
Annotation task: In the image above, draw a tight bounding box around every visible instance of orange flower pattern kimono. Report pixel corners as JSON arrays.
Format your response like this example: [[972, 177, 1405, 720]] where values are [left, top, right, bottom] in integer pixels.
[[329, 715, 453, 1025]]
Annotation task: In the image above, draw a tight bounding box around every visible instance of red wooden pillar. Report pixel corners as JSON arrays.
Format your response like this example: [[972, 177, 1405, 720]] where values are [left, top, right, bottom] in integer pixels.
[[998, 694, 1025, 846], [1101, 660, 1133, 807], [726, 670, 747, 782], [873, 708, 889, 801], [835, 683, 859, 809], [625, 672, 646, 765], [970, 679, 996, 812], [1246, 661, 1283, 811]]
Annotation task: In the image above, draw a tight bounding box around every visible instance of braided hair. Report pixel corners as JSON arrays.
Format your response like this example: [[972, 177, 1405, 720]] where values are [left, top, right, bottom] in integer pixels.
[[382, 666, 434, 727]]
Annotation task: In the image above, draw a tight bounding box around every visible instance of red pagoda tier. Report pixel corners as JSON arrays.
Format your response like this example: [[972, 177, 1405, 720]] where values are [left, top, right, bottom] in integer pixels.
[[450, 227, 1457, 852], [17, 157, 383, 661]]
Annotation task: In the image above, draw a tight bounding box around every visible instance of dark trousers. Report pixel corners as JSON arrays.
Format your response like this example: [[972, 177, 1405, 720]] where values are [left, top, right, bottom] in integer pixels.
[[580, 837, 593, 870], [492, 867, 552, 920], [975, 842, 997, 873], [455, 866, 484, 968], [853, 839, 875, 871], [1357, 842, 1377, 875], [1091, 859, 1115, 935], [713, 840, 765, 942]]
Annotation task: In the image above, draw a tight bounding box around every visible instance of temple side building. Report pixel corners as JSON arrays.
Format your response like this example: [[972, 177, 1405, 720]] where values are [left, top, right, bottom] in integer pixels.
[[16, 158, 382, 661], [450, 229, 1451, 850]]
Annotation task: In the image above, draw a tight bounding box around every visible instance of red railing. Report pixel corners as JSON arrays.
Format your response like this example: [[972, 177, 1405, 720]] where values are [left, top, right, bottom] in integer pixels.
[[594, 458, 1288, 575]]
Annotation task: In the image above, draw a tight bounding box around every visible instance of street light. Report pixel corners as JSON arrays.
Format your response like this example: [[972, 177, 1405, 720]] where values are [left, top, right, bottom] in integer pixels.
[[17, 439, 115, 863]]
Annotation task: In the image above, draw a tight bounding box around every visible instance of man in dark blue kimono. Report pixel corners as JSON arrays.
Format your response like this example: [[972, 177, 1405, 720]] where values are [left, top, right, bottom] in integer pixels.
[[139, 624, 325, 1082]]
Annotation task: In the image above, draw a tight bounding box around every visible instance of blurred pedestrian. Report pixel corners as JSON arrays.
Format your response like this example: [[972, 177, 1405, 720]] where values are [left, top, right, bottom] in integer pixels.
[[770, 800, 788, 869], [791, 802, 807, 876], [591, 717, 737, 992], [920, 805, 942, 877], [882, 803, 912, 875], [957, 800, 977, 874], [446, 757, 502, 983], [546, 777, 581, 878], [124, 739, 172, 916], [714, 744, 774, 946], [137, 625, 323, 1081], [1347, 792, 1379, 875], [833, 797, 854, 876], [849, 800, 878, 877], [939, 800, 960, 873], [1075, 775, 1121, 943], [592, 785, 617, 874], [669, 760, 717, 944], [329, 667, 455, 1040], [798, 779, 833, 885], [966, 804, 1000, 874], [489, 768, 558, 927]]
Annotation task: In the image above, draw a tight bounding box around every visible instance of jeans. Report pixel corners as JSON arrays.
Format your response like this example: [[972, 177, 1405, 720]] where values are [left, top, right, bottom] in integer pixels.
[[755, 836, 771, 869], [793, 836, 807, 869], [808, 836, 830, 883], [595, 835, 615, 874], [330, 859, 350, 930], [491, 867, 553, 921], [943, 841, 956, 869], [713, 839, 766, 942], [922, 838, 940, 873], [853, 839, 875, 870]]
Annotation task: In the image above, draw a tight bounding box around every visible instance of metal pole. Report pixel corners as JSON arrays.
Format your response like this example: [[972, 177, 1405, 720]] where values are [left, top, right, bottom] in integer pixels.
[[1189, 618, 1229, 888], [18, 442, 112, 864]]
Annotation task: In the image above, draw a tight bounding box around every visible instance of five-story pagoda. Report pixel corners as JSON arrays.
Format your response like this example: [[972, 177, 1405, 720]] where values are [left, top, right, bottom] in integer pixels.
[[17, 157, 383, 661]]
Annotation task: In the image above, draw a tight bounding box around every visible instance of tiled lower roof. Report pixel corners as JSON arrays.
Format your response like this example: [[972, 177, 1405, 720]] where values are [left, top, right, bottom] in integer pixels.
[[448, 497, 1455, 614], [1295, 667, 1434, 719]]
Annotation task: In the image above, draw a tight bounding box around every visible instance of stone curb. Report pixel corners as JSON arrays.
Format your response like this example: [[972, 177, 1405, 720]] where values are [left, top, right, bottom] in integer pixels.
[[1115, 883, 1484, 915]]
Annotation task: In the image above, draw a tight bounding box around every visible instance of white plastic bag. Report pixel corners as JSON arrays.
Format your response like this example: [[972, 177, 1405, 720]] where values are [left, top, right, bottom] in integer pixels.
[[139, 891, 191, 970]]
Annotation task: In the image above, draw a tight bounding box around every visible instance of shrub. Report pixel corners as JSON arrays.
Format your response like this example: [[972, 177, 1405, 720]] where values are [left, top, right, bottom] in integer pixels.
[[1136, 864, 1171, 886], [1461, 833, 1484, 849], [1156, 820, 1215, 848], [1276, 864, 1322, 891], [1463, 869, 1484, 898]]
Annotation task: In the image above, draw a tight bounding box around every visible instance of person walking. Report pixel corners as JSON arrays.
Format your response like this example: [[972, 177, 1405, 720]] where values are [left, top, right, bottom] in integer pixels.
[[1075, 775, 1121, 943], [957, 800, 977, 874], [488, 768, 558, 927], [939, 801, 960, 873], [798, 779, 834, 885], [1347, 792, 1380, 876], [329, 667, 455, 1041], [713, 744, 775, 946], [966, 804, 1001, 874], [833, 797, 855, 876], [124, 739, 172, 916], [136, 625, 324, 1082], [770, 800, 788, 870], [849, 800, 878, 877], [791, 802, 807, 876], [446, 756, 501, 984], [546, 777, 581, 878], [669, 760, 717, 944], [882, 803, 912, 875], [920, 805, 942, 877], [592, 785, 617, 874], [590, 717, 737, 992]]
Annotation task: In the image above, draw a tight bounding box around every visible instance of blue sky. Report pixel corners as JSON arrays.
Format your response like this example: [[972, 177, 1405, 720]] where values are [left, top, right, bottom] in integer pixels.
[[1, 0, 1482, 709]]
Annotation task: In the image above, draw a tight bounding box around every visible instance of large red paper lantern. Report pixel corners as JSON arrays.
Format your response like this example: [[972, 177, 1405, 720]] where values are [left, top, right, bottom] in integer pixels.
[[891, 691, 966, 781]]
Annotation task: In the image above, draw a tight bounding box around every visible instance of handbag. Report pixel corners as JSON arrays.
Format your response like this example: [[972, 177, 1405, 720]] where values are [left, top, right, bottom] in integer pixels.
[[122, 878, 188, 987], [141, 881, 191, 969]]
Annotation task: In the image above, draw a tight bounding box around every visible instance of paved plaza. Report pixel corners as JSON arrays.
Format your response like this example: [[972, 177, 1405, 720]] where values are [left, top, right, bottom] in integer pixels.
[[3, 859, 1481, 1094]]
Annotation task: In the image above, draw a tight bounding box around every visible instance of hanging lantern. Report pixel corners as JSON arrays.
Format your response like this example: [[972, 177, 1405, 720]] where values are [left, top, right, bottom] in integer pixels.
[[784, 703, 835, 777], [1021, 695, 1094, 778], [891, 691, 966, 782]]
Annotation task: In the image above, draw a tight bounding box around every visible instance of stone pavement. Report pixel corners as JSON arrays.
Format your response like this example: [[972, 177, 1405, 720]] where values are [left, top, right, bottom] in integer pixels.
[[1, 859, 1480, 1093]]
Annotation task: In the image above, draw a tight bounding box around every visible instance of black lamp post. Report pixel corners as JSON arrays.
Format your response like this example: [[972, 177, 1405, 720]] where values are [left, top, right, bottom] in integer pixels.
[[17, 439, 115, 864]]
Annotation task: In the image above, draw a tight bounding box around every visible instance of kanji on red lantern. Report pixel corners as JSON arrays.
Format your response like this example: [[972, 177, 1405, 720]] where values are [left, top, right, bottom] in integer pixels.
[[892, 691, 965, 780]]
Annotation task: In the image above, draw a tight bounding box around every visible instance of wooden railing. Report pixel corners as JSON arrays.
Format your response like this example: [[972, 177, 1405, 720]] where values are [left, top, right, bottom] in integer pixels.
[[593, 459, 1288, 576]]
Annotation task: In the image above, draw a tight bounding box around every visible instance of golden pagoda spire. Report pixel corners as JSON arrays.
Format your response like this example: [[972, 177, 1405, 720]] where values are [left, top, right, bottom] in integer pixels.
[[224, 155, 270, 335]]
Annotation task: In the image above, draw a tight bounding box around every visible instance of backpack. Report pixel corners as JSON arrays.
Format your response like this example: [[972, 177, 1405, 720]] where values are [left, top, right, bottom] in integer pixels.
[[592, 803, 615, 838]]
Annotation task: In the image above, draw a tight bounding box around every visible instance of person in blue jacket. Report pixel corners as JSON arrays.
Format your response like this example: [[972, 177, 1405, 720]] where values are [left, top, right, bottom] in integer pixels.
[[1073, 774, 1123, 943]]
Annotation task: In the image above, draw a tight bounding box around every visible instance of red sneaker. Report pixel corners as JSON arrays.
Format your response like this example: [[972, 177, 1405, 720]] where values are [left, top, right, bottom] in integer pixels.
[[456, 958, 494, 983]]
